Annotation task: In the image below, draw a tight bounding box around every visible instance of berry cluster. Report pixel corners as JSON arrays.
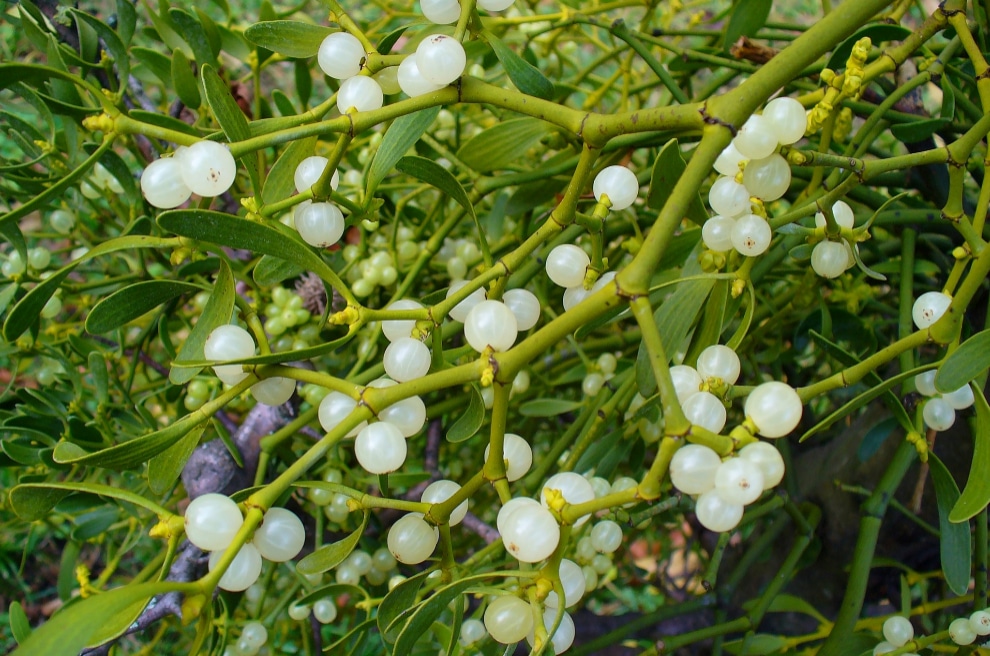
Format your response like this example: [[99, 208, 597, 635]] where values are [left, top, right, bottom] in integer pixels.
[[915, 370, 975, 432], [204, 325, 296, 405], [703, 97, 805, 258], [140, 140, 238, 209], [184, 494, 305, 591]]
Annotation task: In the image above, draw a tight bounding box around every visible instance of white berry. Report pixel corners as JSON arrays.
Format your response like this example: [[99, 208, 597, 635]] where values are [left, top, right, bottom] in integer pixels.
[[185, 493, 243, 551], [294, 156, 339, 194], [354, 421, 407, 474], [709, 176, 751, 218], [295, 201, 345, 248], [696, 345, 741, 385], [742, 154, 790, 201], [484, 595, 533, 643], [464, 300, 518, 352], [499, 501, 560, 562], [397, 54, 445, 97], [421, 479, 468, 525], [912, 291, 951, 329], [702, 215, 736, 252], [253, 508, 305, 562], [731, 213, 772, 257], [923, 397, 955, 431], [337, 75, 384, 114], [502, 288, 541, 330], [318, 32, 365, 79], [416, 35, 466, 86], [763, 97, 807, 145], [546, 244, 590, 288], [484, 433, 533, 481], [141, 157, 192, 209], [387, 513, 439, 564], [882, 616, 914, 647], [383, 337, 431, 382], [421, 0, 461, 23], [593, 165, 639, 210], [714, 458, 765, 505], [670, 444, 722, 495], [745, 381, 803, 438], [180, 141, 237, 197], [733, 114, 778, 160], [209, 542, 263, 592], [738, 441, 785, 489], [695, 489, 743, 532]]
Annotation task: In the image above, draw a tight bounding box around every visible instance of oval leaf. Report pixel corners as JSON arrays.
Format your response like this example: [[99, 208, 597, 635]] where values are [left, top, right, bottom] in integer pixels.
[[244, 21, 333, 58], [367, 106, 441, 198], [519, 398, 583, 417], [10, 481, 170, 520], [171, 48, 201, 108], [446, 384, 484, 442], [10, 582, 184, 656], [296, 512, 368, 575], [396, 155, 476, 221], [483, 30, 554, 100], [52, 417, 210, 471], [456, 117, 552, 173], [723, 0, 772, 51], [648, 139, 707, 225], [148, 423, 207, 495], [928, 453, 971, 596], [936, 328, 990, 393], [156, 209, 349, 299], [201, 63, 250, 142], [9, 601, 30, 644], [950, 385, 990, 522], [86, 280, 201, 334]]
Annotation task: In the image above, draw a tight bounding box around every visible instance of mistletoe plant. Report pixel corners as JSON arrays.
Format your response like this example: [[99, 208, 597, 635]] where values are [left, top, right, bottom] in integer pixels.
[[2, 0, 990, 654]]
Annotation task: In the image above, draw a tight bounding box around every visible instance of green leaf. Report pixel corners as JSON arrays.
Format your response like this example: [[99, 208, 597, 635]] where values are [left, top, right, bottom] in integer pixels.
[[9, 582, 183, 656], [367, 107, 441, 197], [70, 10, 129, 85], [261, 135, 318, 205], [722, 0, 772, 51], [133, 46, 173, 86], [4, 236, 176, 341], [456, 118, 552, 173], [722, 634, 787, 655], [171, 259, 234, 384], [636, 278, 716, 396], [519, 398, 584, 417], [928, 453, 971, 596], [201, 64, 250, 142], [253, 255, 305, 286], [171, 48, 202, 108], [392, 574, 495, 656], [52, 417, 210, 471], [296, 512, 368, 575], [762, 594, 828, 624], [890, 118, 951, 144], [169, 8, 215, 67], [157, 210, 348, 298], [482, 30, 554, 100], [148, 423, 206, 495], [858, 417, 897, 462], [396, 156, 476, 221], [9, 601, 30, 644], [446, 384, 484, 442], [950, 386, 990, 522], [647, 139, 707, 225], [936, 328, 990, 393], [85, 280, 201, 334], [116, 0, 137, 45], [244, 21, 333, 58], [379, 570, 432, 643], [10, 482, 170, 520]]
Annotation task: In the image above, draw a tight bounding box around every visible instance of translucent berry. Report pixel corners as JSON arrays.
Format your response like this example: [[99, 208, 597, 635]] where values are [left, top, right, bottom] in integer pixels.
[[670, 444, 722, 495], [185, 493, 243, 551], [421, 0, 461, 23], [742, 154, 790, 201], [416, 35, 466, 86], [714, 142, 746, 176], [318, 32, 365, 79], [379, 395, 427, 437], [253, 508, 305, 562], [709, 176, 751, 218], [702, 215, 736, 252], [763, 97, 807, 145], [914, 370, 937, 396], [814, 200, 855, 229], [141, 157, 192, 209], [546, 244, 590, 288], [950, 617, 976, 645], [923, 397, 955, 431], [180, 141, 237, 197], [912, 291, 951, 329], [209, 543, 263, 592], [696, 345, 741, 385], [502, 288, 541, 330], [499, 502, 560, 562], [526, 607, 575, 654], [294, 156, 339, 194], [382, 299, 423, 341], [882, 616, 914, 647], [397, 54, 445, 97], [484, 595, 532, 643], [683, 391, 727, 434], [446, 280, 486, 323], [354, 422, 407, 474], [295, 201, 345, 248], [318, 391, 366, 437], [733, 114, 778, 160], [593, 165, 639, 211], [670, 365, 702, 404], [695, 489, 743, 532], [731, 214, 772, 257], [714, 458, 765, 505], [590, 520, 623, 553], [383, 337, 431, 382], [484, 433, 533, 481], [541, 472, 595, 526], [464, 300, 518, 352], [745, 381, 802, 438], [811, 240, 849, 278], [944, 383, 975, 410], [388, 513, 438, 564], [738, 441, 785, 489], [337, 75, 384, 113], [421, 479, 468, 525], [251, 377, 295, 406]]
